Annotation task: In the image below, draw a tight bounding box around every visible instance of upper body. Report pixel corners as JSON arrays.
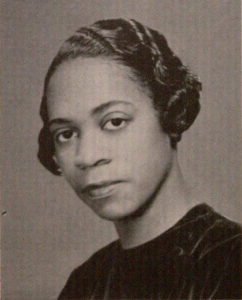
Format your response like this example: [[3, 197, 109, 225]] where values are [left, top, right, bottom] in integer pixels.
[[37, 18, 240, 300], [58, 204, 241, 299]]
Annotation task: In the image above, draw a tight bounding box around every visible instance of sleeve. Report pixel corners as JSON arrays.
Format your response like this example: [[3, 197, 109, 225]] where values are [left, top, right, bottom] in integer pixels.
[[193, 233, 242, 299], [211, 236, 242, 299]]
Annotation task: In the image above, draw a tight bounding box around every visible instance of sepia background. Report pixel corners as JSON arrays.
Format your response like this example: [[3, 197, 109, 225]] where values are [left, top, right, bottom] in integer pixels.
[[1, 1, 241, 299]]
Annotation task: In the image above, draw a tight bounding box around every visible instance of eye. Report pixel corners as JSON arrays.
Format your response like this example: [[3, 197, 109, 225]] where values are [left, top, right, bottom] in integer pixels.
[[103, 118, 128, 130], [55, 129, 78, 143]]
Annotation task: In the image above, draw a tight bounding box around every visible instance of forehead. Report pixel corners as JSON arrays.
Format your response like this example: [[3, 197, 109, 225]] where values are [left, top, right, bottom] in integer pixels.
[[47, 57, 153, 119]]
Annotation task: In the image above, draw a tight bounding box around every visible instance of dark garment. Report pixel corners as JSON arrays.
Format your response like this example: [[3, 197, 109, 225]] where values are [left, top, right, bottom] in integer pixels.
[[58, 204, 241, 299]]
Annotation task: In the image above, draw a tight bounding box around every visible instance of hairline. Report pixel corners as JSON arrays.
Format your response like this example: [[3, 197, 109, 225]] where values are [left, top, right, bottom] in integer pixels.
[[44, 54, 156, 112]]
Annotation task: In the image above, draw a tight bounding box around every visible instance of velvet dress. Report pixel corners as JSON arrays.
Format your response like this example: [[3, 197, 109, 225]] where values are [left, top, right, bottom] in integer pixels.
[[58, 204, 241, 299]]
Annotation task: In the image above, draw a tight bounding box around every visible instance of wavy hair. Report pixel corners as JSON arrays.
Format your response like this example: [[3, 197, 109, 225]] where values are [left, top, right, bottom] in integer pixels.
[[38, 18, 202, 175]]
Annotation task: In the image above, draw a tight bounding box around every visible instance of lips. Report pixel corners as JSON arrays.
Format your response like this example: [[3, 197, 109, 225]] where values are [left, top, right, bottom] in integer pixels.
[[81, 180, 123, 198]]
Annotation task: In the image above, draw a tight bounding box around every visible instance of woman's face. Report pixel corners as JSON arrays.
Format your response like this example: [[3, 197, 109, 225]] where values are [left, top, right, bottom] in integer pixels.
[[47, 57, 173, 221]]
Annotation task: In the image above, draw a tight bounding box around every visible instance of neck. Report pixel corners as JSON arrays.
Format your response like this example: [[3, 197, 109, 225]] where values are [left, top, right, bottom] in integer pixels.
[[114, 153, 197, 249]]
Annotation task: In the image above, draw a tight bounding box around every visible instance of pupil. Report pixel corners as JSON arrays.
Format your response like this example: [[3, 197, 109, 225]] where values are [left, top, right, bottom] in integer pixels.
[[63, 131, 73, 138], [112, 119, 122, 126]]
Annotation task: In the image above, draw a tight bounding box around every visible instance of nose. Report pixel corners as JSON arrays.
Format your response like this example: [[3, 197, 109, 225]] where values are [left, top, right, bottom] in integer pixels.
[[74, 133, 111, 170]]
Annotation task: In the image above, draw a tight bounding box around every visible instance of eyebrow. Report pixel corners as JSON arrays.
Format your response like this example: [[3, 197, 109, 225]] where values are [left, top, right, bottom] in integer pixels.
[[47, 118, 72, 128], [91, 100, 132, 115], [48, 100, 133, 128]]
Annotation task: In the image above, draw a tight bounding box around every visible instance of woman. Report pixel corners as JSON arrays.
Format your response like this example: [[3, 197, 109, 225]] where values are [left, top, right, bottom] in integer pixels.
[[38, 18, 241, 299]]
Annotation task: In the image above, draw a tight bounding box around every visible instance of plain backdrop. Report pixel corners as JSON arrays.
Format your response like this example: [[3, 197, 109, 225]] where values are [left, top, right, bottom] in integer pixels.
[[1, 1, 241, 299]]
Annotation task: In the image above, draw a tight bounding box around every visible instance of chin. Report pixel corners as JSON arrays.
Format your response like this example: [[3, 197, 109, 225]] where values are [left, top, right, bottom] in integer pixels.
[[92, 206, 133, 222], [89, 200, 140, 222]]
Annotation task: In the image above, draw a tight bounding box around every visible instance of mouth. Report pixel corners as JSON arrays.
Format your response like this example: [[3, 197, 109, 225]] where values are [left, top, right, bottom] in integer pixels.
[[81, 180, 124, 199]]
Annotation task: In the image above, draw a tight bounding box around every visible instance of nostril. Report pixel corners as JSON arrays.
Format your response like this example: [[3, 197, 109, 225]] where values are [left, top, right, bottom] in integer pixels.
[[94, 159, 111, 167], [77, 158, 111, 170]]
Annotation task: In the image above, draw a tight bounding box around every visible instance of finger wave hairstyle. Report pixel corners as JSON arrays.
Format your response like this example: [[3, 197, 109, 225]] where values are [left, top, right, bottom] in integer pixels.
[[38, 18, 202, 175]]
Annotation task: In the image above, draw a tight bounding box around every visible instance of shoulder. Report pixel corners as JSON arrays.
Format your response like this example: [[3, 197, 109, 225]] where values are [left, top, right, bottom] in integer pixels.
[[187, 207, 241, 259], [177, 205, 241, 299], [58, 240, 118, 300], [195, 217, 241, 298], [174, 204, 241, 257]]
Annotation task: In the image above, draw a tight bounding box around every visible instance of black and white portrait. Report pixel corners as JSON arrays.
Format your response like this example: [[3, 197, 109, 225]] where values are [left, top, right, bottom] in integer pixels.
[[2, 1, 241, 299]]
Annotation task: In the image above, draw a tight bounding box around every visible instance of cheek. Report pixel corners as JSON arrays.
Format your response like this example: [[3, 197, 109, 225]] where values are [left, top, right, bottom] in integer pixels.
[[116, 124, 170, 164], [119, 129, 171, 185]]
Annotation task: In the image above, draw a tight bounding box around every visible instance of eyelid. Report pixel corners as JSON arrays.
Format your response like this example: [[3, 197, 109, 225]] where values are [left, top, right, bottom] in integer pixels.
[[51, 125, 76, 135], [52, 127, 79, 143], [101, 111, 131, 126]]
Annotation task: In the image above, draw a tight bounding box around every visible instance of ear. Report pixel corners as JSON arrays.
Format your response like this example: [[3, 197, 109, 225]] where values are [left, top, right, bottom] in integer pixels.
[[53, 155, 58, 165], [53, 155, 61, 168], [53, 155, 63, 175]]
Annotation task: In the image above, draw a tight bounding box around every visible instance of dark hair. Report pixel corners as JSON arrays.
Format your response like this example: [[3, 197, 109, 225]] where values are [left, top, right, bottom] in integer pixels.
[[38, 18, 202, 175]]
